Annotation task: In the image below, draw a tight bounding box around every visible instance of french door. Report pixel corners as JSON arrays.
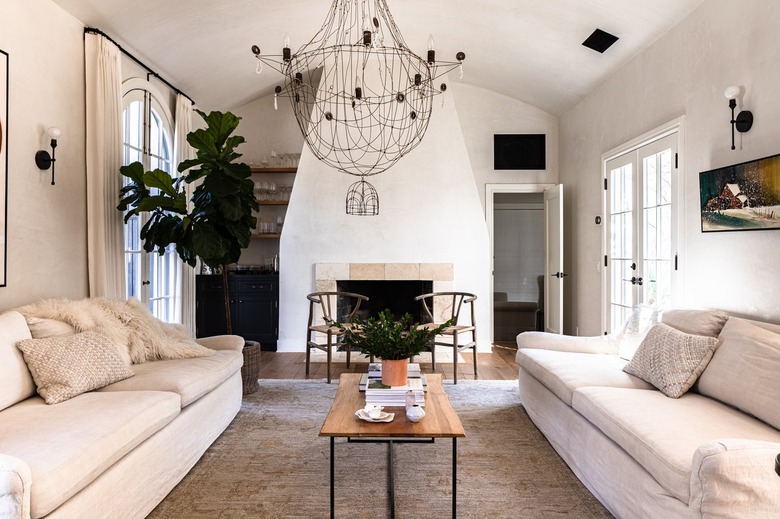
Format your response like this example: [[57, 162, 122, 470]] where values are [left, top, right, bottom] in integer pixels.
[[122, 85, 179, 322], [604, 132, 680, 333]]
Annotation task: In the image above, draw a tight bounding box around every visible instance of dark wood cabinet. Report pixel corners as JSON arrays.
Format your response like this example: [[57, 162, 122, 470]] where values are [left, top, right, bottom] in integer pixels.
[[196, 274, 278, 350]]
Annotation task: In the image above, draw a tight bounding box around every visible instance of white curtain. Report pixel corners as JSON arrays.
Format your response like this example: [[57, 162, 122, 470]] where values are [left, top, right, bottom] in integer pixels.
[[85, 33, 125, 299], [174, 93, 196, 335]]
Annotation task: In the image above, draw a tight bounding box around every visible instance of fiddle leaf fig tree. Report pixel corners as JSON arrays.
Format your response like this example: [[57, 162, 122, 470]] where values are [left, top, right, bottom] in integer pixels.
[[117, 109, 259, 334]]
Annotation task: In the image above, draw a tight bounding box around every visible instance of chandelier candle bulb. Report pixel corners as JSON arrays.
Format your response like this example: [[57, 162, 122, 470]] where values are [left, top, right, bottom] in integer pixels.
[[355, 76, 362, 100], [427, 34, 436, 63], [282, 34, 291, 61]]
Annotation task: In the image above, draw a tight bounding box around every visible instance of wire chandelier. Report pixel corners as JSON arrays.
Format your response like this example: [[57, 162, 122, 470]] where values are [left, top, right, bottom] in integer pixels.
[[252, 0, 465, 215]]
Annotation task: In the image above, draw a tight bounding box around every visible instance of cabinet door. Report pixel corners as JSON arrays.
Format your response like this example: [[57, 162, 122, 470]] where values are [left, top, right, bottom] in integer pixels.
[[235, 278, 278, 349], [195, 276, 237, 337]]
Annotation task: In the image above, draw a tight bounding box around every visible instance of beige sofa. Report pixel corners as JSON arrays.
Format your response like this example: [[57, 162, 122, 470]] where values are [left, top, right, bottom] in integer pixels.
[[0, 310, 244, 519], [516, 308, 780, 519]]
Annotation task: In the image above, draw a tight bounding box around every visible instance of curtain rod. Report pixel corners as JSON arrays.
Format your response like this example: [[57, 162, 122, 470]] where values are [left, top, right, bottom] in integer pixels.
[[84, 27, 195, 106]]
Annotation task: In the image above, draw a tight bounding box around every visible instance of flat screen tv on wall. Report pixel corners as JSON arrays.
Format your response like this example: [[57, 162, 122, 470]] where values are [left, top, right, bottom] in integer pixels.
[[494, 134, 546, 170], [699, 153, 780, 232]]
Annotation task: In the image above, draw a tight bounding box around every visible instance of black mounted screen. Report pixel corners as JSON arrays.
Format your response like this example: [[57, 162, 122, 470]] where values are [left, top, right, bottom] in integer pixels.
[[494, 134, 546, 170]]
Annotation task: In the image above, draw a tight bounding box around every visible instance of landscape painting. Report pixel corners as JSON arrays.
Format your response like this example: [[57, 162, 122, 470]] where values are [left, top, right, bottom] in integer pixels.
[[699, 153, 780, 232]]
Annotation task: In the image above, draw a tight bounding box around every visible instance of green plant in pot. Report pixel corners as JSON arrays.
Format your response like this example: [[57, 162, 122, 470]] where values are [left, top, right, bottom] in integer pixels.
[[336, 309, 451, 386], [117, 110, 259, 334]]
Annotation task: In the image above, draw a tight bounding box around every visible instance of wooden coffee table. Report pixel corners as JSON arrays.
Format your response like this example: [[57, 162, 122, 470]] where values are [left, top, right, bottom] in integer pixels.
[[320, 373, 465, 518]]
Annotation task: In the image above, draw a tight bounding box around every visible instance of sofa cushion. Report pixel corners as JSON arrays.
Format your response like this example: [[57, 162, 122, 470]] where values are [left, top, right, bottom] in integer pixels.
[[623, 323, 718, 398], [517, 349, 653, 406], [0, 391, 180, 518], [97, 350, 242, 407], [0, 311, 36, 412], [697, 317, 780, 430], [16, 331, 135, 404], [572, 386, 780, 505], [658, 308, 729, 337]]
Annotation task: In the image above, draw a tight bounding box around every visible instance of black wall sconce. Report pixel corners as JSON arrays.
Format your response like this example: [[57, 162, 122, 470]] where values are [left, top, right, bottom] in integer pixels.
[[35, 126, 61, 185], [724, 86, 753, 150]]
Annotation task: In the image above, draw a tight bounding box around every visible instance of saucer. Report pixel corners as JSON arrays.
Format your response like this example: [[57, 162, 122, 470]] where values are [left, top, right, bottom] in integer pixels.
[[355, 409, 394, 423]]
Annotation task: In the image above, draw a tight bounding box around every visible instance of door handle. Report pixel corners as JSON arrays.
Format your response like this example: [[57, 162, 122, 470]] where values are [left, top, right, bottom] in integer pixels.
[[551, 272, 568, 279], [623, 277, 644, 285], [142, 280, 150, 286]]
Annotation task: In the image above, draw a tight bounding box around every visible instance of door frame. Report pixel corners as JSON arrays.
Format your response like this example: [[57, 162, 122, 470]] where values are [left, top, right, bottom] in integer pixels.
[[486, 183, 556, 343], [600, 116, 686, 334]]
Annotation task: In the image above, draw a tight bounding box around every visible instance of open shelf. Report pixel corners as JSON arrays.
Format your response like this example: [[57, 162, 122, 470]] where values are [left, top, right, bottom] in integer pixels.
[[252, 233, 281, 239], [258, 200, 289, 205]]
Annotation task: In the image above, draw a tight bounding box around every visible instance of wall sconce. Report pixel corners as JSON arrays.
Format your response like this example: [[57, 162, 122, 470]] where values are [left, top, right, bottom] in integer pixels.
[[35, 126, 61, 185], [724, 86, 753, 150]]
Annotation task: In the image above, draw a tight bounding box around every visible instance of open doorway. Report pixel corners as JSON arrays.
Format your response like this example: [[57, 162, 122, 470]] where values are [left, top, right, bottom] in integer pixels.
[[486, 184, 558, 344]]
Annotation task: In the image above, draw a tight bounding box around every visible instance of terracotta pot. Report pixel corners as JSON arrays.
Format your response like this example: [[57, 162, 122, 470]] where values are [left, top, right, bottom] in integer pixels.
[[381, 358, 409, 386]]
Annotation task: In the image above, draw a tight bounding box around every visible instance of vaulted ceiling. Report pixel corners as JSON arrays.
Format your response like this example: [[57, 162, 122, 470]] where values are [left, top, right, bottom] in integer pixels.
[[51, 0, 706, 115]]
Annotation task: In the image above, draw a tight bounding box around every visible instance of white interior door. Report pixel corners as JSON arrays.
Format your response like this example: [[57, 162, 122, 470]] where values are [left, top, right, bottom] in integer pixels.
[[544, 184, 564, 334]]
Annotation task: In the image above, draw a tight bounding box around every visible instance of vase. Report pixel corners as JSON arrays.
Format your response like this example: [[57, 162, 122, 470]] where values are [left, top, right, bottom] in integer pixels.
[[406, 404, 426, 422], [381, 358, 409, 386]]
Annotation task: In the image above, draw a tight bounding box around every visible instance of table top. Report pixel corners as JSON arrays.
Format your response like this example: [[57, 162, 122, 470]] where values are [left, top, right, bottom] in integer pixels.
[[320, 373, 465, 438]]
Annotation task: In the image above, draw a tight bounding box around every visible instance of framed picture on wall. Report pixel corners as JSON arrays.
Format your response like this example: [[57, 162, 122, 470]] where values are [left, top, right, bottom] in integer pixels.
[[0, 48, 7, 286], [699, 153, 780, 232]]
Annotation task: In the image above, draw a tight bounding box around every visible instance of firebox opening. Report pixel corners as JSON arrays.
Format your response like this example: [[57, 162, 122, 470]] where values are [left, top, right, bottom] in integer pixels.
[[336, 280, 433, 324]]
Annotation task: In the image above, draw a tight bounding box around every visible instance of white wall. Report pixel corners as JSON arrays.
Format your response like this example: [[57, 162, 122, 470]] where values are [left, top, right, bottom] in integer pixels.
[[454, 83, 559, 209], [0, 0, 88, 310], [560, 0, 780, 335]]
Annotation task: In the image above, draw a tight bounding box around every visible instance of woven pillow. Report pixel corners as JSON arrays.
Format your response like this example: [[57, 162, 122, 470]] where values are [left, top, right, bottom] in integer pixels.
[[623, 322, 718, 398], [17, 331, 134, 404]]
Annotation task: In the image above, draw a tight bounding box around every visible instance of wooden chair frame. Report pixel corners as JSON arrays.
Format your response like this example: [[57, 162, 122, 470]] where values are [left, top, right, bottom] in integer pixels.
[[415, 291, 478, 384], [306, 291, 368, 383]]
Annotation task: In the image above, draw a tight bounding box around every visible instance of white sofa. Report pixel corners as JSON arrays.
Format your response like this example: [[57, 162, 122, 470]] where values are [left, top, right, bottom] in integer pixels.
[[516, 308, 780, 519], [0, 310, 245, 519]]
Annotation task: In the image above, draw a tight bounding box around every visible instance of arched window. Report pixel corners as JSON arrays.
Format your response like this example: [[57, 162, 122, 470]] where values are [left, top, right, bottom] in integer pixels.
[[121, 81, 179, 322]]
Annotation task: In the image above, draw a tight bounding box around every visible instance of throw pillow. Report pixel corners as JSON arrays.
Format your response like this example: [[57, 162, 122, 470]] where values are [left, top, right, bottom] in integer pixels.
[[611, 304, 659, 360], [622, 322, 718, 398], [697, 317, 780, 430], [17, 331, 134, 404]]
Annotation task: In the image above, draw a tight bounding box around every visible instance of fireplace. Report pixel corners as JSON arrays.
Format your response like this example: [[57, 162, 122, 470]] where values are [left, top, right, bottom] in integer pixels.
[[314, 263, 454, 325], [337, 280, 433, 323]]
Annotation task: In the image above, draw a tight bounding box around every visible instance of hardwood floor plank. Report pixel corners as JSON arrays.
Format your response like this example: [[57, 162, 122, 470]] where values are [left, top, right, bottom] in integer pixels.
[[258, 345, 519, 381]]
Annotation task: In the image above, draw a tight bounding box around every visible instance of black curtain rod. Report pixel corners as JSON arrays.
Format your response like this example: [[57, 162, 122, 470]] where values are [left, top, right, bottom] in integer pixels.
[[84, 27, 195, 106]]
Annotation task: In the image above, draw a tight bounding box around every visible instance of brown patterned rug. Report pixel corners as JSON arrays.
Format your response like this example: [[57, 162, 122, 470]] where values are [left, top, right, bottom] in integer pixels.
[[148, 379, 613, 518]]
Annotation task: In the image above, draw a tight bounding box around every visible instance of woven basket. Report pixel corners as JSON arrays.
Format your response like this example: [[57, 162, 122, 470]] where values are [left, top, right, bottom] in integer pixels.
[[241, 341, 261, 395]]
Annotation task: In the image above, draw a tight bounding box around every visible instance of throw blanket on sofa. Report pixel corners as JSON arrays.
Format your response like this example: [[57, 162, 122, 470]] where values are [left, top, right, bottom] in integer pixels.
[[16, 297, 214, 364]]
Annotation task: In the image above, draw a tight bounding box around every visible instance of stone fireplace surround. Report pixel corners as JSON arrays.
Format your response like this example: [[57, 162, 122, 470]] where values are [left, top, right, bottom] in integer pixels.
[[314, 263, 454, 322]]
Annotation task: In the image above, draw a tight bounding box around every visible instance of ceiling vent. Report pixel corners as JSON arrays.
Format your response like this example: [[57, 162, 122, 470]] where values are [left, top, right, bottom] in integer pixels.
[[582, 29, 619, 53]]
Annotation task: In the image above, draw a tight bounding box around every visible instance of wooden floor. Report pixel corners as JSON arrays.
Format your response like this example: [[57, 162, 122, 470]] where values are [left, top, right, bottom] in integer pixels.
[[258, 342, 520, 381]]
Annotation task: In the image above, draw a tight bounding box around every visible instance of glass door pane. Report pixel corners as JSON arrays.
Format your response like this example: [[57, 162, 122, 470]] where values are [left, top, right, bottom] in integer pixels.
[[639, 134, 675, 308], [607, 159, 635, 332]]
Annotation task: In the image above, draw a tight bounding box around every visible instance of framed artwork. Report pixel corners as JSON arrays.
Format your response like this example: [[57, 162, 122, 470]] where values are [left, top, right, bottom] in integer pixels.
[[0, 49, 7, 286], [699, 153, 780, 232]]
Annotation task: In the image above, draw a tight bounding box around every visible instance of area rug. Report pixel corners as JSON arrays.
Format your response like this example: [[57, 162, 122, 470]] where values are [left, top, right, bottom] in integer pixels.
[[147, 380, 613, 518]]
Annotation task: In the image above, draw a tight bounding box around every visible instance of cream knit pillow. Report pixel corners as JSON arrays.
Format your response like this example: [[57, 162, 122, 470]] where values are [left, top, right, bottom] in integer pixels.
[[17, 331, 134, 404], [623, 322, 718, 398]]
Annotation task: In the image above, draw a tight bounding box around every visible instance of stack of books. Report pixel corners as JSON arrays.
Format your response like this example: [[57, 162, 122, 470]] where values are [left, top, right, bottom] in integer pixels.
[[359, 362, 427, 407]]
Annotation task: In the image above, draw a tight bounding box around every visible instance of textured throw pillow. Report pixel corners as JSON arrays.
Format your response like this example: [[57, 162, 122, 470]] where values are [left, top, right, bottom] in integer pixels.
[[623, 322, 718, 398], [17, 331, 134, 404]]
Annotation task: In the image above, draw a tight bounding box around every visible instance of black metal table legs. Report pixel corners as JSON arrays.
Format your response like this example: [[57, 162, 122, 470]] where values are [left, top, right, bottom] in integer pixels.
[[329, 437, 457, 518]]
